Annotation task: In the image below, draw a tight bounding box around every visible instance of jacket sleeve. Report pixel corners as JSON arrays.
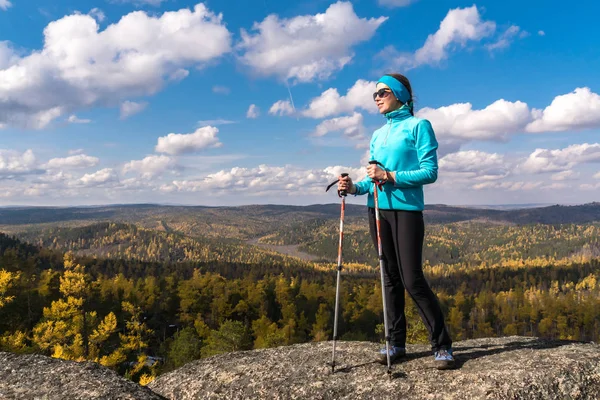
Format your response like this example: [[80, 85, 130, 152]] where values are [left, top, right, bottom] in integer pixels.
[[393, 119, 438, 188]]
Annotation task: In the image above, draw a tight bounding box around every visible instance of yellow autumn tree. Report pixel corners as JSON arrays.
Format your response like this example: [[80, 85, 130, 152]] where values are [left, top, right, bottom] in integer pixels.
[[32, 252, 118, 362], [0, 269, 20, 308], [119, 301, 157, 384], [0, 270, 27, 353]]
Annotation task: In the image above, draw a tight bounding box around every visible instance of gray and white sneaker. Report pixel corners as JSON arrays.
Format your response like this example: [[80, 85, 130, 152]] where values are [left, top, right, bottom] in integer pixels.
[[378, 346, 406, 365], [434, 348, 455, 370]]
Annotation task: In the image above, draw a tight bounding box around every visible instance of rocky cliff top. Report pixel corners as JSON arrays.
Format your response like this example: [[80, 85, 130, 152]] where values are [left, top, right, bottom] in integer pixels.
[[0, 351, 165, 400], [2, 336, 599, 399], [149, 336, 600, 400]]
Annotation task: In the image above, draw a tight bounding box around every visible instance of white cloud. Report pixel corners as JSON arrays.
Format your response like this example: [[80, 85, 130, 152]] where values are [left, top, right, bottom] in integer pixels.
[[45, 154, 99, 169], [212, 85, 230, 95], [323, 165, 367, 183], [24, 108, 65, 130], [0, 41, 18, 70], [117, 177, 154, 191], [155, 126, 222, 155], [312, 112, 365, 139], [67, 114, 91, 124], [35, 171, 74, 184], [0, 4, 232, 129], [0, 149, 40, 177], [122, 155, 174, 178], [269, 100, 295, 116], [581, 182, 600, 191], [302, 86, 600, 159], [377, 0, 418, 7], [538, 30, 545, 36], [359, 149, 371, 166], [521, 143, 600, 174], [74, 168, 118, 187], [594, 172, 600, 179], [68, 149, 85, 155], [161, 163, 369, 198], [0, 188, 21, 198], [168, 164, 362, 196], [197, 119, 235, 126], [303, 79, 376, 119], [237, 1, 386, 83], [89, 8, 105, 22], [120, 101, 148, 119], [540, 182, 569, 190], [0, 42, 13, 69], [416, 87, 600, 146], [472, 181, 541, 191], [525, 88, 600, 133], [485, 25, 525, 51], [551, 170, 579, 181], [439, 150, 509, 181], [417, 99, 532, 141], [111, 0, 166, 6], [247, 104, 260, 119], [23, 167, 158, 197], [169, 69, 189, 82], [383, 5, 495, 70], [24, 183, 52, 197], [0, 0, 11, 11]]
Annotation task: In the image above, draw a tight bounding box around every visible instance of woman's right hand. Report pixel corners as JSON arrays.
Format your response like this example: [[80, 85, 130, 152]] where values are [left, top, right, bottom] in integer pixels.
[[338, 175, 355, 194]]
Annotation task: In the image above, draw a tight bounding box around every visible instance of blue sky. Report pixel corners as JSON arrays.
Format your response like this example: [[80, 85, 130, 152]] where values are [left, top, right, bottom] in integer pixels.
[[0, 0, 599, 207]]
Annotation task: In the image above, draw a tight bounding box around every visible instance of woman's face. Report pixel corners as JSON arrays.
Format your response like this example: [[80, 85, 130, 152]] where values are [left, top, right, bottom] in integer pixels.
[[374, 82, 401, 114]]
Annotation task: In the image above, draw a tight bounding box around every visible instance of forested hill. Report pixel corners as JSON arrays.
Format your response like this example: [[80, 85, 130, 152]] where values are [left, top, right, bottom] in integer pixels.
[[1, 202, 600, 387], [294, 201, 600, 224], [0, 202, 599, 229]]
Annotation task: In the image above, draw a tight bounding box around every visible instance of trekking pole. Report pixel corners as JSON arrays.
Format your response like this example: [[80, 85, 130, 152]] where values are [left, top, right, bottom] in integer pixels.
[[325, 173, 348, 373], [369, 160, 393, 378]]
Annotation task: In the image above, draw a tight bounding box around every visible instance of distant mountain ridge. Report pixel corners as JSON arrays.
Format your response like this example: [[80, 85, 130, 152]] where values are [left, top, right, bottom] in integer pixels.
[[0, 202, 598, 226]]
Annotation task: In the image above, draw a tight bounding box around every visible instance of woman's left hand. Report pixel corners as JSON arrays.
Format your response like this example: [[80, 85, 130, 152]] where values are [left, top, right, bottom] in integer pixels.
[[366, 164, 387, 181]]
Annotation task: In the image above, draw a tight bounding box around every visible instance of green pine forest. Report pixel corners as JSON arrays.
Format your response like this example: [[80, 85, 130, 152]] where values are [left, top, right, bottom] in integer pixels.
[[0, 203, 599, 385]]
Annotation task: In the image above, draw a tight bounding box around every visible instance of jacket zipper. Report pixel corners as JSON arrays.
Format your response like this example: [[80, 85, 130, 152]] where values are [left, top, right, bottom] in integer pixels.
[[383, 119, 392, 146]]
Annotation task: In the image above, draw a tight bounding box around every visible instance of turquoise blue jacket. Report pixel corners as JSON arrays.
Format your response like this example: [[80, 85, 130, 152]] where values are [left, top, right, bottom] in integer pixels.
[[353, 105, 439, 211]]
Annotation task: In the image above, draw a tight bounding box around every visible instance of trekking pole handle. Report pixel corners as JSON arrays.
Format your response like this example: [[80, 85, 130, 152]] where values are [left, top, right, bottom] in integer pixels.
[[326, 173, 349, 197], [339, 173, 348, 197], [368, 160, 386, 191]]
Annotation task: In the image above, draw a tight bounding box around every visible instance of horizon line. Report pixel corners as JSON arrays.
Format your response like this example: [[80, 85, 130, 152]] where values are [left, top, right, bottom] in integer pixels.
[[0, 201, 595, 210]]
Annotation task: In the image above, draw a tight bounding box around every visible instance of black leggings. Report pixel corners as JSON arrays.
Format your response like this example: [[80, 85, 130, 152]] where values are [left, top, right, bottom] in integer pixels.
[[368, 207, 452, 351]]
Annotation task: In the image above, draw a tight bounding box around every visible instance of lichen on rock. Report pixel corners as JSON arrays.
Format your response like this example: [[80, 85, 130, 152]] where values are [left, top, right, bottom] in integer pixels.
[[148, 336, 600, 400], [0, 351, 166, 400], [2, 336, 599, 399]]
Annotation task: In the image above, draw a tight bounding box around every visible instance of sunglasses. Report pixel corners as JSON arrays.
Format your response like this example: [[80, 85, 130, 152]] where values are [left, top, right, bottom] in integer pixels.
[[372, 88, 392, 101]]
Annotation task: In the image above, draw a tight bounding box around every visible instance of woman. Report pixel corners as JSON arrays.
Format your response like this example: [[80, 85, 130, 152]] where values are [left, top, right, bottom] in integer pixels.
[[338, 73, 454, 370]]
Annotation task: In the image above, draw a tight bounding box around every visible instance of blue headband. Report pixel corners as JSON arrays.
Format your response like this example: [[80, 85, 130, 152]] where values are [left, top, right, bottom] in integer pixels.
[[377, 75, 411, 104]]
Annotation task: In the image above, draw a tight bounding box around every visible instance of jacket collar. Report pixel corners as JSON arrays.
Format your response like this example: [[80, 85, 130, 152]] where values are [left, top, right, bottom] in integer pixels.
[[384, 104, 412, 121]]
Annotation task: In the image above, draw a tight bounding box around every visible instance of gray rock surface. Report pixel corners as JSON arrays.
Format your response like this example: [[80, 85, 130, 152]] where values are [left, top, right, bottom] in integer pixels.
[[149, 336, 600, 400], [2, 337, 599, 399], [0, 351, 166, 400]]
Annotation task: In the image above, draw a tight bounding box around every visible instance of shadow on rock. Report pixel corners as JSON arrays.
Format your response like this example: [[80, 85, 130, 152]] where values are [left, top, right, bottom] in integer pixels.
[[451, 337, 582, 368]]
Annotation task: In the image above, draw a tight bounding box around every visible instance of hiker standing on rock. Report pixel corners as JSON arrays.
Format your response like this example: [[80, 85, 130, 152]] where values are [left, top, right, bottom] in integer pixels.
[[338, 73, 455, 370]]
